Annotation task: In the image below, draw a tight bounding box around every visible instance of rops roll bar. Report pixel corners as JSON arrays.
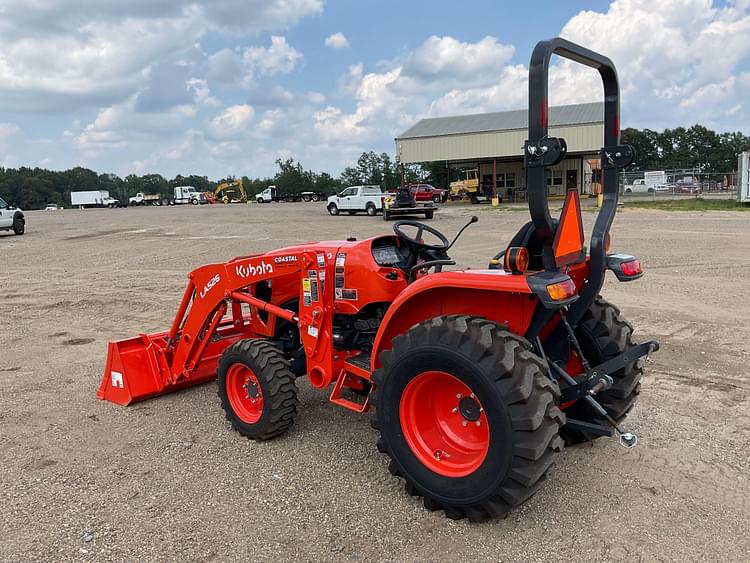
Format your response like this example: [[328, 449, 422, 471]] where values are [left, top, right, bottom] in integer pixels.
[[523, 37, 634, 324]]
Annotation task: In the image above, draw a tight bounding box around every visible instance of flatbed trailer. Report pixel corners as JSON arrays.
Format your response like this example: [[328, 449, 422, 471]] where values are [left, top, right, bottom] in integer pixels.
[[382, 188, 435, 220]]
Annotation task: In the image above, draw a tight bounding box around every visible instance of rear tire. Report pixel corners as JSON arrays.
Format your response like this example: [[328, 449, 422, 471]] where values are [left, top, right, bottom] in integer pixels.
[[327, 203, 339, 216], [311, 194, 320, 202], [560, 297, 642, 445], [366, 203, 377, 216], [372, 315, 564, 521], [217, 339, 298, 440], [424, 210, 434, 220]]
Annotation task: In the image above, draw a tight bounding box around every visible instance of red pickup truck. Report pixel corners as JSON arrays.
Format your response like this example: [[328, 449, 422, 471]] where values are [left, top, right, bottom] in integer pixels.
[[406, 183, 448, 203]]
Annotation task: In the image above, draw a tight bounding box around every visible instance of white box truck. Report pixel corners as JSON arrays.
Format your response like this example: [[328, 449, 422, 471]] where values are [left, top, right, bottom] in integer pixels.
[[738, 152, 749, 203], [70, 190, 121, 208]]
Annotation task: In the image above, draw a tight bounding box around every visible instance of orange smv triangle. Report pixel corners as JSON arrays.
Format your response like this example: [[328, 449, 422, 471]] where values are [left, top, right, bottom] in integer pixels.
[[553, 188, 585, 268]]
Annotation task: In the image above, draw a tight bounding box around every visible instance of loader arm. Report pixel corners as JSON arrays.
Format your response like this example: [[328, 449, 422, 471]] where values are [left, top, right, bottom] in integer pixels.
[[98, 248, 333, 405]]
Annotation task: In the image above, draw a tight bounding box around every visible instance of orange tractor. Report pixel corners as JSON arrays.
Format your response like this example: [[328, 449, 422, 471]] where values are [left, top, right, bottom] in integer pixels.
[[98, 38, 658, 521]]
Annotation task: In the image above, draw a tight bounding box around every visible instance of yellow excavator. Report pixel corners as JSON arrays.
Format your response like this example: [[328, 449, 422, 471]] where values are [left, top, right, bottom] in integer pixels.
[[205, 179, 248, 204]]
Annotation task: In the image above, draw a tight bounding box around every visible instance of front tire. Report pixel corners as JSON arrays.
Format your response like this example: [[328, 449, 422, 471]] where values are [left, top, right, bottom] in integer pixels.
[[217, 339, 299, 440], [327, 203, 339, 216], [432, 194, 441, 203], [372, 316, 564, 521], [12, 216, 25, 235], [561, 297, 643, 445]]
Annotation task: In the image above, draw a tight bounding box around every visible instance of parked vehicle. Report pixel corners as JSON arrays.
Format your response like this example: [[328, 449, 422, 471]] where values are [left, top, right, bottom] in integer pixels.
[[128, 192, 162, 206], [406, 183, 448, 203], [71, 190, 121, 208], [624, 179, 668, 193], [255, 185, 329, 203], [169, 186, 206, 205], [0, 197, 24, 235], [326, 186, 386, 216], [672, 178, 701, 194], [383, 187, 435, 221], [449, 169, 482, 201], [97, 36, 658, 523], [44, 204, 61, 211]]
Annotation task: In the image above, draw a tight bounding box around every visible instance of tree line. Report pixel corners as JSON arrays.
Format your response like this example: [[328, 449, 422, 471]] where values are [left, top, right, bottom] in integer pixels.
[[2, 124, 748, 209], [621, 125, 749, 172]]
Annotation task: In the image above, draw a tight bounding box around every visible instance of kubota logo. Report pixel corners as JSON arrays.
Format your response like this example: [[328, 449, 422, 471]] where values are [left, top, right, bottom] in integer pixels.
[[199, 274, 221, 298], [236, 261, 273, 279]]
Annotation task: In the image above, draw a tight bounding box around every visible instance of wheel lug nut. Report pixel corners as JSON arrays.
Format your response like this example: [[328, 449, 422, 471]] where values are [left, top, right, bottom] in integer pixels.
[[456, 393, 462, 399], [470, 393, 475, 399], [462, 420, 468, 427], [451, 407, 458, 413], [475, 420, 481, 427]]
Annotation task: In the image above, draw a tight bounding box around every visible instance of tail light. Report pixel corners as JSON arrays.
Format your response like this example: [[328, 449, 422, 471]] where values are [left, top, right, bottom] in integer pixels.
[[546, 278, 577, 301], [620, 259, 642, 276], [606, 254, 644, 281]]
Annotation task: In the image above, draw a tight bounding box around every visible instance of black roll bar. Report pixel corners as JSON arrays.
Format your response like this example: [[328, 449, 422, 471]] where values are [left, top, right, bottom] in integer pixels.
[[524, 37, 632, 325]]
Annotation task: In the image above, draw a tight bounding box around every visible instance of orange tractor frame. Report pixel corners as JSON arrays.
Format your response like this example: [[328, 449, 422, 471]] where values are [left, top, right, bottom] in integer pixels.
[[98, 38, 658, 521]]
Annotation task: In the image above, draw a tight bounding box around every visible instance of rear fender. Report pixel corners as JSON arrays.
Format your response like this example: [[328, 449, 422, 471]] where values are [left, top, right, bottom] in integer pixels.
[[370, 271, 537, 370]]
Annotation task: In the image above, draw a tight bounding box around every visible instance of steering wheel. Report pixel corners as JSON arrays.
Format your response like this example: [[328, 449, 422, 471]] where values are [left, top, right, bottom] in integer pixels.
[[393, 220, 450, 252]]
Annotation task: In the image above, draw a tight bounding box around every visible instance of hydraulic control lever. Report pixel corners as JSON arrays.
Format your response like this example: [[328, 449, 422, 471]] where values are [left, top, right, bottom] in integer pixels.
[[446, 215, 479, 251]]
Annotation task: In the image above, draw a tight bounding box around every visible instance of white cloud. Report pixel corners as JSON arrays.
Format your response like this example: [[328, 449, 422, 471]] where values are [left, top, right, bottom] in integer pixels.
[[0, 1, 315, 111], [325, 32, 350, 49], [560, 0, 750, 126], [1, 1, 749, 181], [186, 78, 220, 107], [243, 36, 302, 77], [208, 105, 256, 139]]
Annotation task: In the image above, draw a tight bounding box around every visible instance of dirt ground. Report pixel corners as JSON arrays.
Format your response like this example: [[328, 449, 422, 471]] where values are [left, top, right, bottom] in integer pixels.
[[1, 202, 749, 562]]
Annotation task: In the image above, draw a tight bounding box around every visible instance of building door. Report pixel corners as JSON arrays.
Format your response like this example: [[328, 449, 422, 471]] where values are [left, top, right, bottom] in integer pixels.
[[566, 170, 578, 190]]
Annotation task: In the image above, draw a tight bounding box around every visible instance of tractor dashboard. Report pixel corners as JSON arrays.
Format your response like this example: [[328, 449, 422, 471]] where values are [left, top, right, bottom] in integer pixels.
[[371, 236, 409, 268]]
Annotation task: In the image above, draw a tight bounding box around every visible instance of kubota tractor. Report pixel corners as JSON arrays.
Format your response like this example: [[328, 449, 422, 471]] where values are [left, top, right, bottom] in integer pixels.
[[98, 38, 658, 521]]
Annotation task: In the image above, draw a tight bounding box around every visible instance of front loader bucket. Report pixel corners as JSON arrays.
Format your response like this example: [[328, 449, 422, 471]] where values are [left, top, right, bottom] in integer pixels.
[[97, 332, 218, 406]]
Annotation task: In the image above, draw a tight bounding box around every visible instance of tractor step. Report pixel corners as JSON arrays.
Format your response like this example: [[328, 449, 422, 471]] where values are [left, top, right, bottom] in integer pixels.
[[330, 353, 372, 413], [345, 352, 371, 373]]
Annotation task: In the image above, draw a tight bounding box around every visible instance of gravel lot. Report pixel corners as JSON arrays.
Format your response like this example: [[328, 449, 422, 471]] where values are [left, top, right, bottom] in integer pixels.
[[1, 202, 749, 562]]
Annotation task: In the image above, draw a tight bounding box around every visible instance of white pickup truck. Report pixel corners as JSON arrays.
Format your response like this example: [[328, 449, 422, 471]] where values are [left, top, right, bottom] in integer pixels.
[[326, 186, 386, 216], [0, 196, 25, 235]]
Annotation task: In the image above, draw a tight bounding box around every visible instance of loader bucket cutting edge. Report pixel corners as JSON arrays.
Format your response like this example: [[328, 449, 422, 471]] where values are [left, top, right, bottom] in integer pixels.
[[97, 332, 223, 406]]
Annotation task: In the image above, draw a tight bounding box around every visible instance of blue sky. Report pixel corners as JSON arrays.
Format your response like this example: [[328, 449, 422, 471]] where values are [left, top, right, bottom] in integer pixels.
[[0, 0, 749, 179]]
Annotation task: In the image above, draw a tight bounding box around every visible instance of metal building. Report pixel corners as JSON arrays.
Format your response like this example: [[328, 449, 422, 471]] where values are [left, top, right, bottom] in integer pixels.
[[395, 102, 604, 198]]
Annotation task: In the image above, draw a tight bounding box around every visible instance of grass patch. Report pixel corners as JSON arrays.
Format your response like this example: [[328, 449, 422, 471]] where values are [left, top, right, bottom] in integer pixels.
[[625, 198, 750, 212]]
